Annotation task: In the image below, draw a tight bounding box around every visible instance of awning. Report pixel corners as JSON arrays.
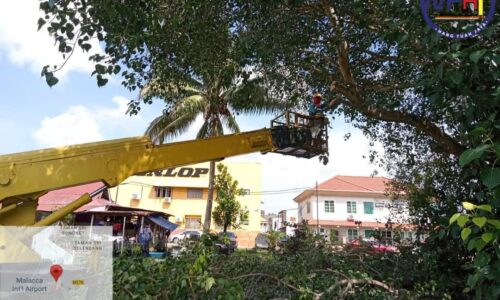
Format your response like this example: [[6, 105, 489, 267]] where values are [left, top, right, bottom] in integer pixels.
[[147, 214, 178, 231]]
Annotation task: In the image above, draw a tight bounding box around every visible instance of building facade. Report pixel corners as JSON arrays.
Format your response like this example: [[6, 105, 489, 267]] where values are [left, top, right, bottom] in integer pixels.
[[277, 208, 298, 236], [108, 162, 262, 237], [294, 175, 413, 244], [260, 213, 279, 233]]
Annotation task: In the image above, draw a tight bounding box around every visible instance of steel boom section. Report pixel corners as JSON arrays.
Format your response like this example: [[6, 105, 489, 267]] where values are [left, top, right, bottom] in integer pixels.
[[0, 129, 274, 202]]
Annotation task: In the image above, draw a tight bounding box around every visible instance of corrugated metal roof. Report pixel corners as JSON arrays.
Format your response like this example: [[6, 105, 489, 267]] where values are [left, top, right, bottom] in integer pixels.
[[37, 182, 117, 212]]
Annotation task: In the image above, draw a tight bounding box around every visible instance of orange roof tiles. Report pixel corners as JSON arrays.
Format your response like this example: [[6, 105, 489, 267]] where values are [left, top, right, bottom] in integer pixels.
[[317, 175, 390, 192]]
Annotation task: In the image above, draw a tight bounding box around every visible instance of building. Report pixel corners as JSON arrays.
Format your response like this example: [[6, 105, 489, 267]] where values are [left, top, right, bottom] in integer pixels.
[[37, 182, 177, 244], [260, 213, 279, 232], [108, 162, 262, 247], [277, 208, 298, 236], [294, 175, 413, 244]]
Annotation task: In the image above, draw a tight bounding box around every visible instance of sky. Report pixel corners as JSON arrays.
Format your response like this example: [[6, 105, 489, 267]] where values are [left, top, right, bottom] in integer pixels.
[[0, 0, 386, 214]]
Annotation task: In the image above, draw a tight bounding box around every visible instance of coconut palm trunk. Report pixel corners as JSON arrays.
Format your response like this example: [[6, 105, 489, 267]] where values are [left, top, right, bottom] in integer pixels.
[[203, 160, 216, 232]]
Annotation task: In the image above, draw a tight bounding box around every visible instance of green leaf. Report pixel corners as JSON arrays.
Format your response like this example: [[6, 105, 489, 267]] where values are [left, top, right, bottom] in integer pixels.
[[468, 127, 486, 137], [469, 49, 487, 63], [457, 215, 469, 227], [494, 144, 500, 157], [475, 239, 486, 251], [451, 43, 461, 51], [474, 251, 490, 267], [95, 64, 106, 74], [449, 71, 463, 85], [459, 144, 492, 166], [477, 204, 492, 213], [487, 219, 500, 229], [204, 277, 215, 291], [480, 168, 500, 190], [97, 75, 108, 87], [472, 217, 487, 228], [462, 202, 477, 210], [449, 213, 461, 224], [81, 43, 92, 52], [467, 238, 476, 251], [37, 18, 46, 30], [461, 227, 471, 240], [481, 232, 494, 243], [46, 74, 59, 87]]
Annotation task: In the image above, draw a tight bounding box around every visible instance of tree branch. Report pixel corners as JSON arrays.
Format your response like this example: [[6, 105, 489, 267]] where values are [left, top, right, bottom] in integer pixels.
[[313, 278, 396, 300], [338, 88, 464, 155], [230, 273, 312, 295], [361, 81, 414, 93], [320, 6, 464, 156]]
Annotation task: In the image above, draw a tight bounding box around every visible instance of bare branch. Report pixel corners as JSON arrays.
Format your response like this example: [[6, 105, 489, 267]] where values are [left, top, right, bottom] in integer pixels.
[[313, 278, 396, 300]]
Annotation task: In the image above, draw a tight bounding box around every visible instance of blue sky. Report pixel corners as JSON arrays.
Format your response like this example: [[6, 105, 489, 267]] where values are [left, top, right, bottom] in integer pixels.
[[0, 0, 386, 213]]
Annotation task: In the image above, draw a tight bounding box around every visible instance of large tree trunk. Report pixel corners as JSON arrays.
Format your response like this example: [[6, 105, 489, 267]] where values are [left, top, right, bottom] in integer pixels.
[[203, 160, 216, 232]]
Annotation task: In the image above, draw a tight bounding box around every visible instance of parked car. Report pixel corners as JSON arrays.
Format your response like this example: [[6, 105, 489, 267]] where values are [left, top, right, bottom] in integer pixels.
[[255, 233, 269, 249], [349, 239, 397, 253], [215, 231, 238, 253], [169, 230, 202, 243]]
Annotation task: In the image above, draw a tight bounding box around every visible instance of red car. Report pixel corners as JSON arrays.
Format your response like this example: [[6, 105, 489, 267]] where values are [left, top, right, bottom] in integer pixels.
[[349, 240, 397, 253]]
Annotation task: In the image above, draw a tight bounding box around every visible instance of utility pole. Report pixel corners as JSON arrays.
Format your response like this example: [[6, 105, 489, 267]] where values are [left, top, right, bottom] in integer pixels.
[[316, 180, 319, 233]]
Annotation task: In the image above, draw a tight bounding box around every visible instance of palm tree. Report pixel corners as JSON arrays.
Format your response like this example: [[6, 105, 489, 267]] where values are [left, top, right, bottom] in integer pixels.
[[141, 68, 285, 232]]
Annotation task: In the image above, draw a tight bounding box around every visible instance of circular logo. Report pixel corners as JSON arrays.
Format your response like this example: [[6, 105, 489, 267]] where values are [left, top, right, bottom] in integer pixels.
[[419, 0, 496, 39]]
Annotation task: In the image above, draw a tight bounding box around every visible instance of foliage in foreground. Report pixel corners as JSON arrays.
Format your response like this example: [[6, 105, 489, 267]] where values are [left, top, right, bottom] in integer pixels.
[[114, 226, 467, 300]]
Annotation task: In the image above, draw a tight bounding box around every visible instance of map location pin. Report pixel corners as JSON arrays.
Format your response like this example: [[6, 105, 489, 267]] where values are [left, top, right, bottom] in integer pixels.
[[50, 264, 63, 282]]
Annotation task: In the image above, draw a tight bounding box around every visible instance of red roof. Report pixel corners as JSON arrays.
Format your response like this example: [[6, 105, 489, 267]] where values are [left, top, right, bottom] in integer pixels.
[[317, 175, 390, 192], [38, 182, 119, 212]]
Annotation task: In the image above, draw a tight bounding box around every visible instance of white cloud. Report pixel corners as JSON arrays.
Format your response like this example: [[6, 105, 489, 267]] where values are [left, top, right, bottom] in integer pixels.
[[0, 0, 101, 77], [32, 96, 161, 148], [33, 106, 103, 147]]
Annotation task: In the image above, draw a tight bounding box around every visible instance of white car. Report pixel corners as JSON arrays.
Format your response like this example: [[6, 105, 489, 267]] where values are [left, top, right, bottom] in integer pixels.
[[169, 230, 202, 243]]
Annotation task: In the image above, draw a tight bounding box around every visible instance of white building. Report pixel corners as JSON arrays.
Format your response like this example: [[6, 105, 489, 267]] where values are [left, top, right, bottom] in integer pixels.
[[277, 208, 298, 236], [260, 213, 279, 233], [294, 175, 413, 244]]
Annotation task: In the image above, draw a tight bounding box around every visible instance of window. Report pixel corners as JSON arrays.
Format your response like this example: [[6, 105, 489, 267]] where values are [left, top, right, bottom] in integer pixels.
[[402, 231, 413, 240], [187, 188, 203, 199], [324, 200, 335, 213], [364, 202, 374, 214], [306, 202, 311, 213], [155, 186, 172, 198], [347, 229, 358, 241], [347, 201, 357, 214], [185, 216, 202, 229], [365, 229, 375, 238], [381, 230, 393, 244]]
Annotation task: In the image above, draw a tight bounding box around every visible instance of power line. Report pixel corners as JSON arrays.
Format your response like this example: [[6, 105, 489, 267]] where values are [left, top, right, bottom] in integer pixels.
[[249, 186, 313, 195]]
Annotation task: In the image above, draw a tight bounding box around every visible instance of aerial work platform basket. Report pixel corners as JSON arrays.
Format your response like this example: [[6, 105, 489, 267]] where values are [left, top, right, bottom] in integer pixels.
[[270, 111, 329, 158]]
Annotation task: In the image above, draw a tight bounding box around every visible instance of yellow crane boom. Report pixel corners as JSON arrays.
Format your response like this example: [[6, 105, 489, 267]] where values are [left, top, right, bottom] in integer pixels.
[[0, 112, 328, 226]]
